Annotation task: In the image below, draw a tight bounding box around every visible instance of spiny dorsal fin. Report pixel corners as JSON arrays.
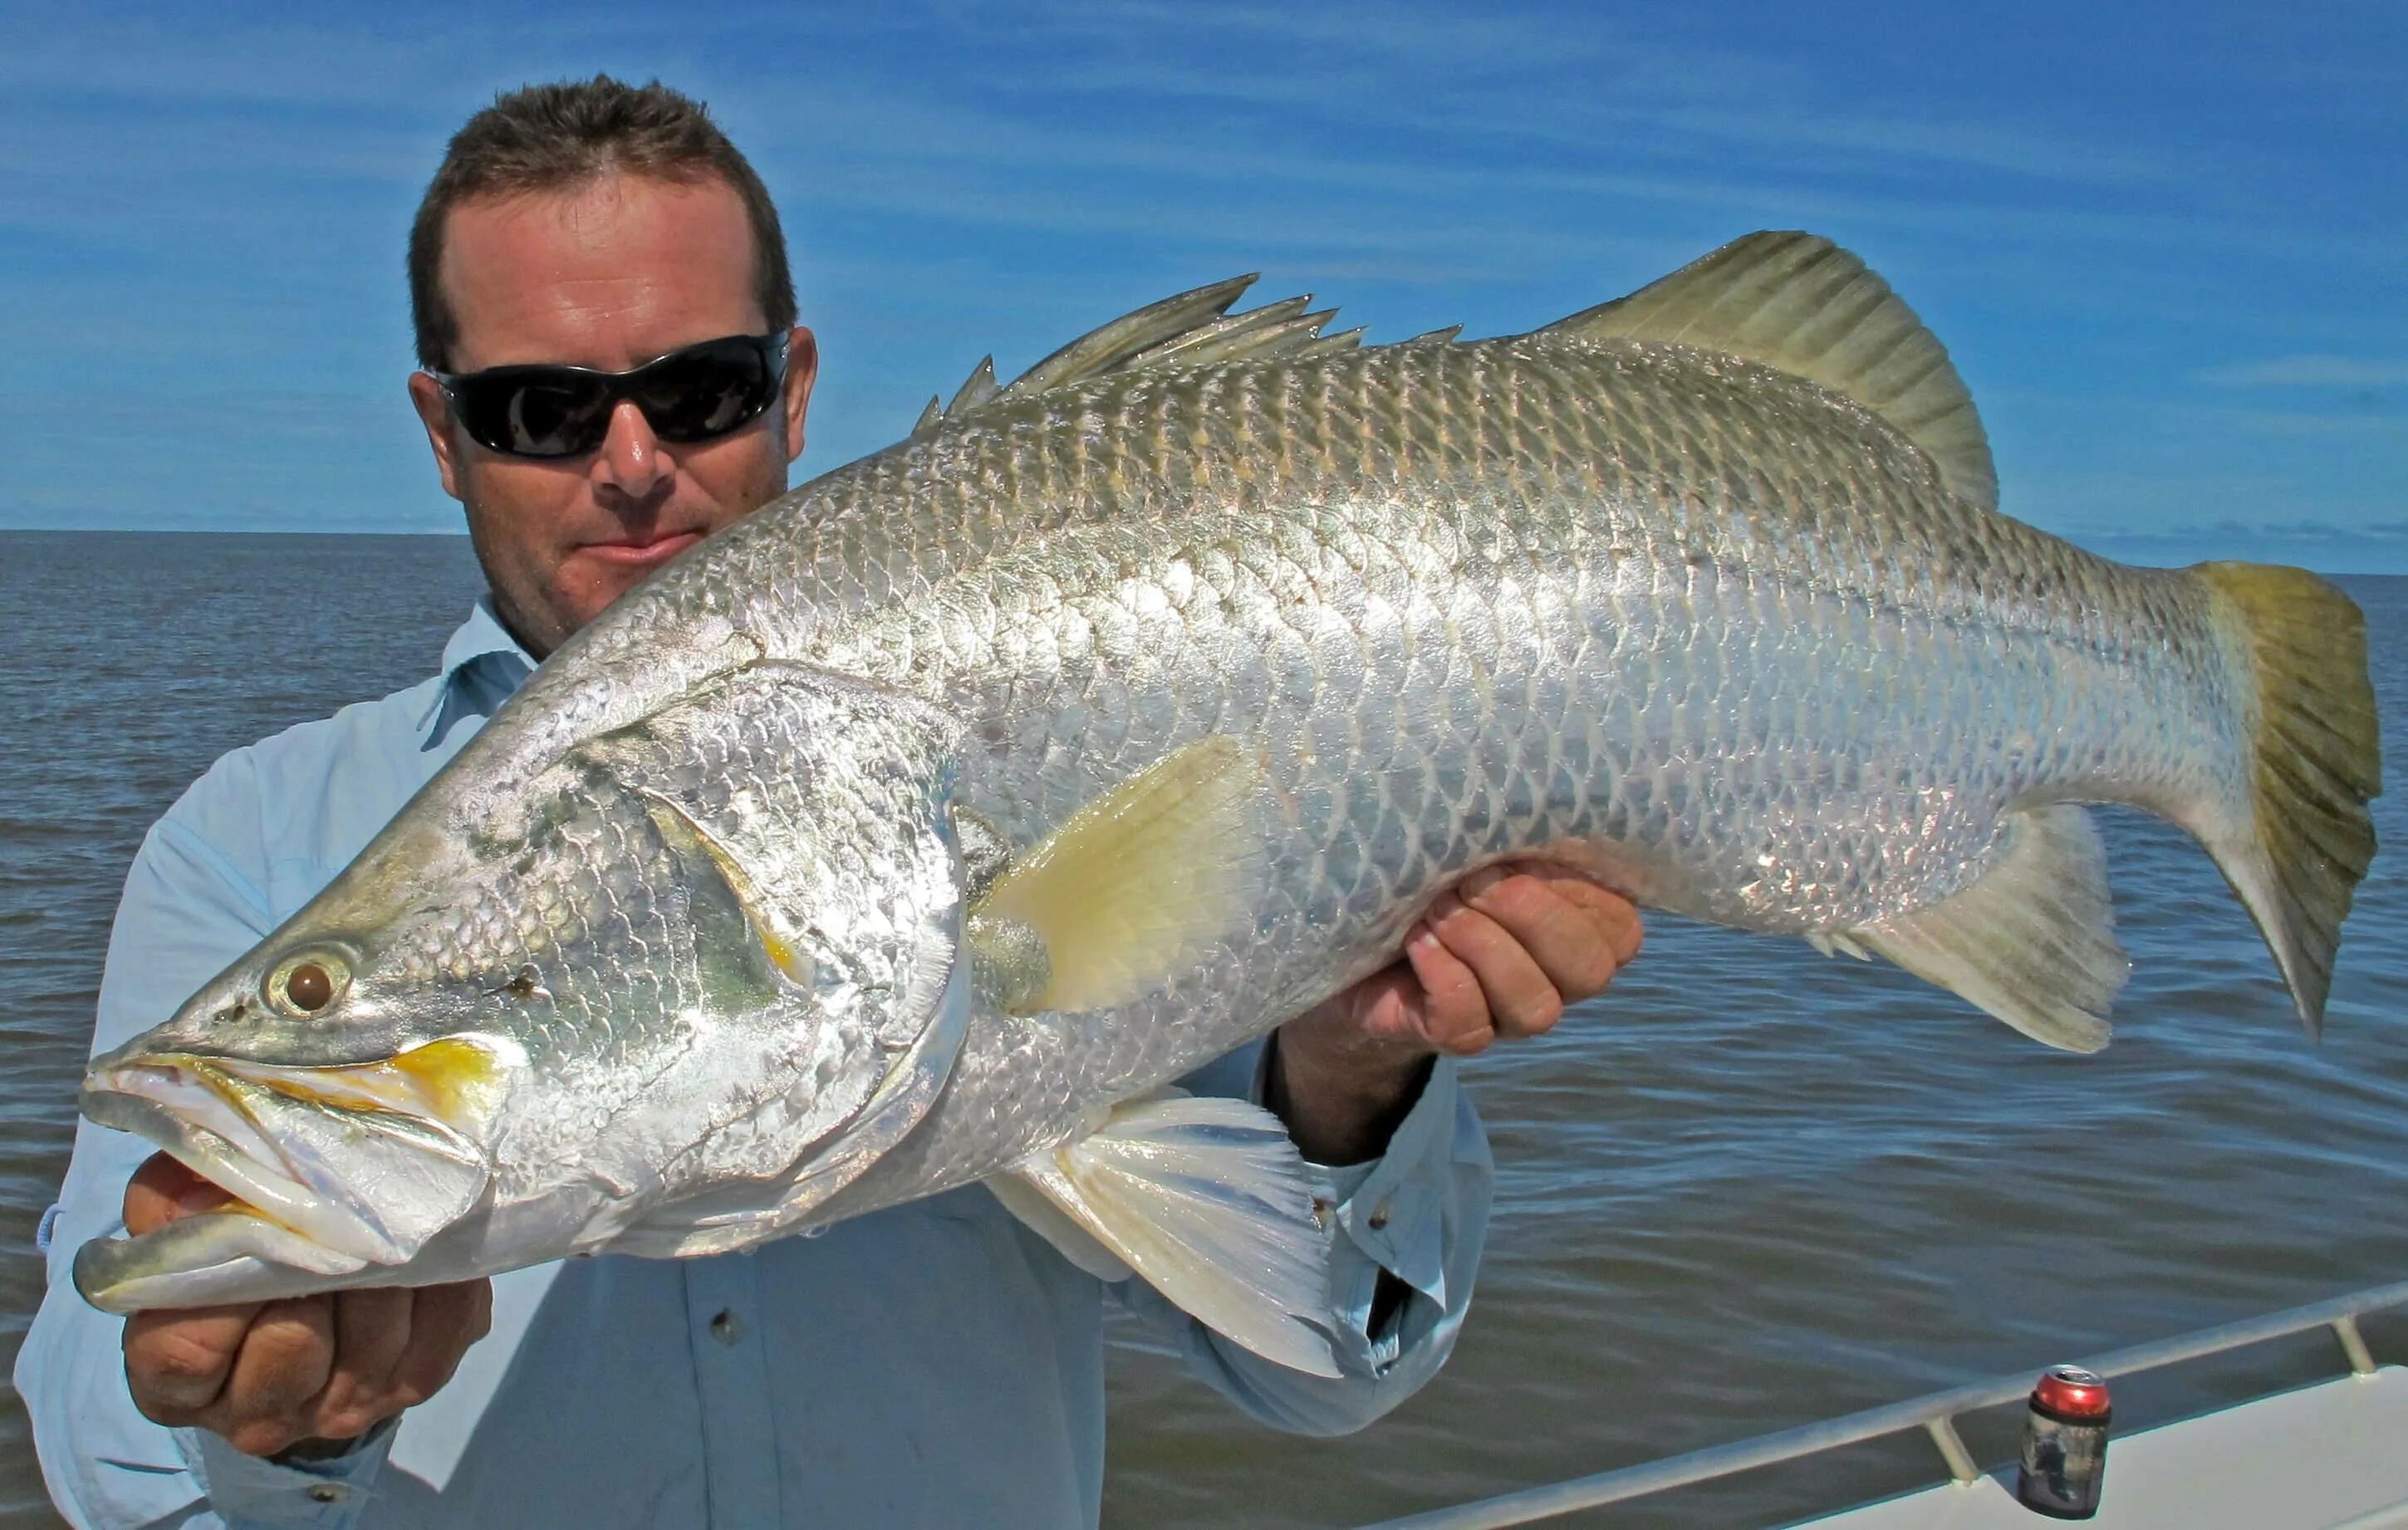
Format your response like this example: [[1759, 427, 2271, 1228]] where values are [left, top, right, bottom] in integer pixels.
[[1003, 274, 1261, 401], [913, 276, 1375, 438], [947, 355, 999, 415], [1292, 325, 1367, 359], [1123, 294, 1314, 369], [1545, 231, 1998, 512]]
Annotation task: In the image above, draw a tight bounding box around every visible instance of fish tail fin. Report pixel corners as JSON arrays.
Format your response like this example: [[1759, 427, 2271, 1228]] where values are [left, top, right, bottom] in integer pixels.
[[2189, 561, 2381, 1035]]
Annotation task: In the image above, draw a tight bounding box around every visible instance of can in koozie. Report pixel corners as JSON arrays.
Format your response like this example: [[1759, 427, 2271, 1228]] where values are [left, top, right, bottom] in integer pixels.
[[2015, 1364, 2111, 1519]]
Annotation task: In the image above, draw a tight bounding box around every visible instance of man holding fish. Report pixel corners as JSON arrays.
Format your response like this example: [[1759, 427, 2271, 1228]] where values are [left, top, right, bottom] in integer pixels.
[[17, 76, 1640, 1528]]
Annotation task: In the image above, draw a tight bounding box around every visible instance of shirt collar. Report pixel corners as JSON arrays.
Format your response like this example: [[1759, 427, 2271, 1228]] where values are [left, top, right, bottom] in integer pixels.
[[418, 596, 537, 749], [440, 595, 534, 680]]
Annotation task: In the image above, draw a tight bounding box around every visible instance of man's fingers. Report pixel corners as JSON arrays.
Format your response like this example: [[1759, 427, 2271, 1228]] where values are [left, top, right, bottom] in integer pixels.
[[1332, 969, 1420, 1048], [390, 1281, 492, 1406], [1402, 912, 1499, 1054], [222, 1297, 336, 1424], [1424, 890, 1563, 1040], [310, 1287, 413, 1440], [124, 1153, 235, 1235], [124, 1305, 258, 1420], [1459, 865, 1640, 998], [1520, 866, 1645, 965]]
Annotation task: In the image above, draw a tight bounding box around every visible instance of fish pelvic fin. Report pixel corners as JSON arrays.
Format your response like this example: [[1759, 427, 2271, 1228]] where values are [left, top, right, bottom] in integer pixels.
[[2191, 562, 2381, 1036], [971, 736, 1268, 1013], [1543, 231, 1998, 513], [1846, 806, 2127, 1052], [988, 1089, 1342, 1378]]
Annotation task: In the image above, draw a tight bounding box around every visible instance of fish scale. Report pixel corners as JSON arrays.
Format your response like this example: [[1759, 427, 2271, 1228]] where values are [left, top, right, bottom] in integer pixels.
[[74, 235, 2376, 1361], [723, 335, 2216, 1211]]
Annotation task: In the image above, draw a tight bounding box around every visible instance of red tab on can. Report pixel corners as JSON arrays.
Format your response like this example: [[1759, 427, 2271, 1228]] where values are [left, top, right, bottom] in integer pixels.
[[2034, 1365, 2111, 1420]]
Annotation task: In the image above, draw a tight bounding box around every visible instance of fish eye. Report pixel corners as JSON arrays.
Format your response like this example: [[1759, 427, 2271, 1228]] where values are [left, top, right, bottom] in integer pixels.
[[269, 954, 351, 1017]]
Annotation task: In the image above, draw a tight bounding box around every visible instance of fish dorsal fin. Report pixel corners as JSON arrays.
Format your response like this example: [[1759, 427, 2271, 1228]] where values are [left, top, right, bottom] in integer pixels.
[[946, 354, 1000, 415], [1545, 231, 1998, 512], [1838, 805, 2128, 1052], [910, 277, 1370, 439]]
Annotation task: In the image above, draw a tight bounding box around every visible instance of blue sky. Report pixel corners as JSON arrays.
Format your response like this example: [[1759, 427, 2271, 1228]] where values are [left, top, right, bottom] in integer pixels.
[[2, 2, 2401, 567]]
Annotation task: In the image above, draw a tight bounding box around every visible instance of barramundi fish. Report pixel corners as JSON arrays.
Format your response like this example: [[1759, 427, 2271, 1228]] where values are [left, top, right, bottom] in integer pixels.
[[76, 233, 2381, 1374]]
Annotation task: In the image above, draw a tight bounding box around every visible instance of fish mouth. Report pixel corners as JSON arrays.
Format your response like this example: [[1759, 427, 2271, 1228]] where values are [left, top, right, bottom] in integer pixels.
[[80, 1037, 519, 1269]]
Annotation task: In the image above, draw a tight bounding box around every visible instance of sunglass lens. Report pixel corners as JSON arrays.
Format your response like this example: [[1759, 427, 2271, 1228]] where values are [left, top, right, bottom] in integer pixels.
[[455, 375, 614, 457], [511, 379, 615, 457], [635, 341, 776, 443]]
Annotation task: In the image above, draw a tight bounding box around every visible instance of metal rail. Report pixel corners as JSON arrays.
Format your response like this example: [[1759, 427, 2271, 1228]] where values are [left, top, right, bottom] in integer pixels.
[[1352, 1277, 2408, 1530]]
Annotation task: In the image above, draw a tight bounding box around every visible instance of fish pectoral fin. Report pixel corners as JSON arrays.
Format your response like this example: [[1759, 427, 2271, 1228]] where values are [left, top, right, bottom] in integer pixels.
[[1543, 231, 1997, 513], [1851, 806, 2128, 1053], [988, 1089, 1342, 1378], [971, 736, 1268, 1014]]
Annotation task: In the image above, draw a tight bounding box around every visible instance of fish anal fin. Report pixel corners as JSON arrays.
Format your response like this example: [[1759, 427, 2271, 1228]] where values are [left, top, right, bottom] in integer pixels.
[[991, 1090, 1341, 1377], [1853, 806, 2126, 1052], [1545, 231, 1998, 513], [973, 736, 1268, 1013]]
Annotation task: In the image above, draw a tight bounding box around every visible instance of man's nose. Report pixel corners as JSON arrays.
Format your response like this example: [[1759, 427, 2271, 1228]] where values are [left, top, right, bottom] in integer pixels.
[[593, 400, 673, 503]]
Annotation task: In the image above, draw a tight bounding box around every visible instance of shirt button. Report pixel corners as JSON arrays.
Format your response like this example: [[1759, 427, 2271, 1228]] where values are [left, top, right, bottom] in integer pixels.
[[708, 1308, 743, 1345], [1367, 1202, 1392, 1231], [305, 1483, 350, 1504]]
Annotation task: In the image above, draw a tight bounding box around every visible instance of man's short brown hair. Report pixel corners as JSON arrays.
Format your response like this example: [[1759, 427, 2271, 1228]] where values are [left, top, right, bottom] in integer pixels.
[[409, 76, 795, 370]]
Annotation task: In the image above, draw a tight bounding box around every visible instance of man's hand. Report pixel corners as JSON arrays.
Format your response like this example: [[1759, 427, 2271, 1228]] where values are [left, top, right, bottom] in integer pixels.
[[1272, 862, 1642, 1163], [119, 1152, 491, 1459]]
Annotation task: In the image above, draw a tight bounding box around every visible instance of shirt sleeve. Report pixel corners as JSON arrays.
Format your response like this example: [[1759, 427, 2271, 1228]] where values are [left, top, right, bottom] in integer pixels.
[[1119, 1039, 1494, 1437], [12, 780, 396, 1530]]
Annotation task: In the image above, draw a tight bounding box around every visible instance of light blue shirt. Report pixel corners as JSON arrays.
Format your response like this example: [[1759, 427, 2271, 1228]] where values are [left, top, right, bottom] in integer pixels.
[[17, 600, 1494, 1529]]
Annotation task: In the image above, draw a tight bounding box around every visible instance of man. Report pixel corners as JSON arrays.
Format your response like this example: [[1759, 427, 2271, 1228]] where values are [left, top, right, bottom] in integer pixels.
[[19, 77, 1642, 1528]]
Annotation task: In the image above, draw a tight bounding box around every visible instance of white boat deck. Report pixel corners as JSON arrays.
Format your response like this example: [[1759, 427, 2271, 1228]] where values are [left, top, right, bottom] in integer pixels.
[[1351, 1279, 2408, 1530], [1798, 1366, 2408, 1529]]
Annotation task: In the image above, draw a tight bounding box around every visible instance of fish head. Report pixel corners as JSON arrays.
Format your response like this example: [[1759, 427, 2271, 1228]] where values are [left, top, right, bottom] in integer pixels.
[[79, 816, 543, 1294], [78, 662, 974, 1309]]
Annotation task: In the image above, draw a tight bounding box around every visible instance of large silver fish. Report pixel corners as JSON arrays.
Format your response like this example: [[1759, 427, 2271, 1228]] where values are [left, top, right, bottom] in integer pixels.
[[75, 233, 2380, 1372]]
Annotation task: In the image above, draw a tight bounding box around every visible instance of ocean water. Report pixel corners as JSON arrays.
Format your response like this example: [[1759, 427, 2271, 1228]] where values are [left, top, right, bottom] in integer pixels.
[[2, 530, 2403, 1530]]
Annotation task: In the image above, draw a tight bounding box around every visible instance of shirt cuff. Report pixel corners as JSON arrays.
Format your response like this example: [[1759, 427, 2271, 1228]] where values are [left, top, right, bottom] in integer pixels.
[[1253, 1047, 1473, 1371], [183, 1419, 395, 1527]]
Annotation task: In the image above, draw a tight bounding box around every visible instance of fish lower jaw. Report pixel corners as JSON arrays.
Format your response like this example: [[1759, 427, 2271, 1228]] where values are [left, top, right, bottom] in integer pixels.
[[81, 1062, 407, 1266]]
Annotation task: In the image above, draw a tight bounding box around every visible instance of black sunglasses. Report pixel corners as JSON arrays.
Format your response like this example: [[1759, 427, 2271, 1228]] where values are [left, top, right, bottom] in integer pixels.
[[433, 332, 790, 459]]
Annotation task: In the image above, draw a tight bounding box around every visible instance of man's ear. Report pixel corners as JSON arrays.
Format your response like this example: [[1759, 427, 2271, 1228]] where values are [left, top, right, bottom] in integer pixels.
[[780, 326, 819, 467], [407, 371, 467, 502]]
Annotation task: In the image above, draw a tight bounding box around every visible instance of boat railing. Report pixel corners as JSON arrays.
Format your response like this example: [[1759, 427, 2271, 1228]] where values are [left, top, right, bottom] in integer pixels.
[[1350, 1277, 2408, 1530]]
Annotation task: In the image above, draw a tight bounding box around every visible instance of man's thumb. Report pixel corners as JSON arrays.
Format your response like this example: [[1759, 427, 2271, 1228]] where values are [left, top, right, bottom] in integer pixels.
[[123, 1152, 235, 1234]]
